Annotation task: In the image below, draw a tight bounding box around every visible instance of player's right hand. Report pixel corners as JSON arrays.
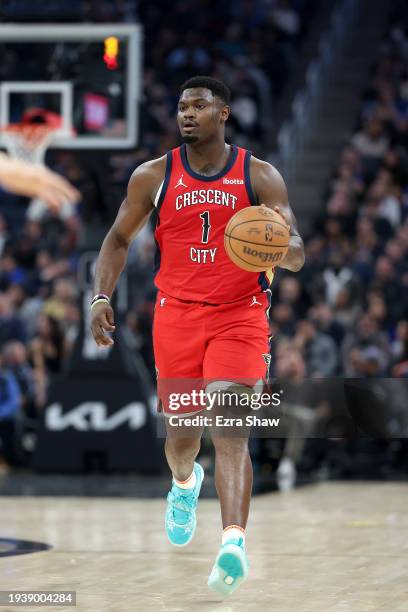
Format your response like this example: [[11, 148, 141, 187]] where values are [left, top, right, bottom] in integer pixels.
[[90, 303, 116, 347]]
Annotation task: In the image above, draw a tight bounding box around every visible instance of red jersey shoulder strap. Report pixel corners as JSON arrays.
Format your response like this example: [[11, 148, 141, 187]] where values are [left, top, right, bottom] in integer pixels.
[[242, 147, 258, 205], [154, 150, 173, 212]]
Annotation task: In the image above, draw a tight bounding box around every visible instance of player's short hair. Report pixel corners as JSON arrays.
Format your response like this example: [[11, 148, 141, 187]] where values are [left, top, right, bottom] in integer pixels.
[[179, 76, 231, 105]]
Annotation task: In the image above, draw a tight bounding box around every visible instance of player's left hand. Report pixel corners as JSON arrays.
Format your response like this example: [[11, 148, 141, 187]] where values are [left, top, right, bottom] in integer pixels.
[[272, 205, 290, 229]]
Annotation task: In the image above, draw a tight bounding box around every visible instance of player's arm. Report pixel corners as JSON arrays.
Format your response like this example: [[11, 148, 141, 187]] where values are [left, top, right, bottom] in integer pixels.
[[0, 151, 80, 209], [91, 157, 165, 347], [251, 157, 305, 272]]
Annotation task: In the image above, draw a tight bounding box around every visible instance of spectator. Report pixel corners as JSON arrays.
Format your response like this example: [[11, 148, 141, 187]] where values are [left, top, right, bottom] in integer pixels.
[[30, 313, 65, 374], [342, 314, 390, 376], [392, 336, 408, 378], [14, 286, 44, 340], [0, 293, 26, 345], [292, 320, 338, 377], [0, 214, 9, 257], [391, 319, 408, 378], [276, 276, 310, 318], [30, 314, 65, 407], [332, 287, 361, 329], [2, 341, 38, 418], [352, 118, 389, 159], [321, 251, 353, 307], [308, 302, 345, 347], [43, 278, 78, 321], [349, 345, 389, 377], [0, 253, 26, 289], [271, 302, 296, 337], [391, 320, 408, 360], [275, 341, 307, 381], [0, 354, 22, 471]]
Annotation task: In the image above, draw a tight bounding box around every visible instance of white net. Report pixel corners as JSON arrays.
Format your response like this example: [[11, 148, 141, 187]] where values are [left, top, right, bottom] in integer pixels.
[[0, 125, 56, 165]]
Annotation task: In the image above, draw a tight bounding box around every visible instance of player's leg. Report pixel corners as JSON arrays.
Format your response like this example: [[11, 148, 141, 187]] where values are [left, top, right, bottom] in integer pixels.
[[153, 291, 207, 546], [212, 433, 252, 530], [164, 417, 203, 482], [203, 292, 270, 594], [205, 298, 269, 534], [205, 375, 260, 533], [206, 389, 253, 595], [163, 416, 205, 546]]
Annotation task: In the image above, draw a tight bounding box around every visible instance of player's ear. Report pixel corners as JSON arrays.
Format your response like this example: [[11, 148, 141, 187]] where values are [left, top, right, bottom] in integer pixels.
[[220, 104, 230, 124]]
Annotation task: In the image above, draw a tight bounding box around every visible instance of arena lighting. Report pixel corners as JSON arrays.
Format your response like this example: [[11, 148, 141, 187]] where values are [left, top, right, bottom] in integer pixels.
[[104, 36, 119, 70]]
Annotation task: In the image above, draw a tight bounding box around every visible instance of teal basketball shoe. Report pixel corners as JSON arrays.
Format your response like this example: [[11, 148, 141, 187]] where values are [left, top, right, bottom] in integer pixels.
[[207, 536, 249, 596], [165, 462, 204, 547]]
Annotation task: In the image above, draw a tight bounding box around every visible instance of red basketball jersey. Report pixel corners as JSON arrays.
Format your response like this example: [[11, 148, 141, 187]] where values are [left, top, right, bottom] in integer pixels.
[[153, 143, 273, 304]]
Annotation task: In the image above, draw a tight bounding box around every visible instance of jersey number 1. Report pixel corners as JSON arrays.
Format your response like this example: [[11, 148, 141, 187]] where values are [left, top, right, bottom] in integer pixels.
[[200, 211, 211, 244]]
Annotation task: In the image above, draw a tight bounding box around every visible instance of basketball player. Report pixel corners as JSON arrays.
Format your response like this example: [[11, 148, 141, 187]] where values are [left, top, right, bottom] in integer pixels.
[[0, 152, 79, 210], [90, 76, 304, 595]]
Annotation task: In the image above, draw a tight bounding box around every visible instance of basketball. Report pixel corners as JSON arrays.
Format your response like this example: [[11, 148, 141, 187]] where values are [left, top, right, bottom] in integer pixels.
[[224, 205, 290, 272]]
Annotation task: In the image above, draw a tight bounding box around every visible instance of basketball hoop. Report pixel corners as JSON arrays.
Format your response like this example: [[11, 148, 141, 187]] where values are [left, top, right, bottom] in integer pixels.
[[0, 109, 64, 165], [0, 124, 58, 165]]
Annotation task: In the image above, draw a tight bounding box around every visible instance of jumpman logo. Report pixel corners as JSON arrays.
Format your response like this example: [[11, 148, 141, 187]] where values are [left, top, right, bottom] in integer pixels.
[[174, 174, 187, 189], [160, 297, 166, 307], [250, 296, 262, 307]]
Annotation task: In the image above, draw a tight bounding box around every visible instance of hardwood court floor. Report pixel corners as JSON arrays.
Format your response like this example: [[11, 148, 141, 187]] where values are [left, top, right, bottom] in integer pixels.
[[1, 482, 407, 611]]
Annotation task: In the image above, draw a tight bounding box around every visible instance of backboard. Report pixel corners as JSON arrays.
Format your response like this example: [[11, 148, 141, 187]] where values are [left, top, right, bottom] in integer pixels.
[[0, 24, 142, 149]]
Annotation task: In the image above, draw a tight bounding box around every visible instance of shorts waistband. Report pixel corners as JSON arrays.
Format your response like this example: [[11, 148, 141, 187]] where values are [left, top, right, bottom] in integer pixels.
[[157, 290, 267, 308]]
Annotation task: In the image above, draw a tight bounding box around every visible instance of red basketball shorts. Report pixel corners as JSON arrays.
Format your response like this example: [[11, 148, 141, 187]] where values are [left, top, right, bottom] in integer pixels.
[[153, 290, 270, 416]]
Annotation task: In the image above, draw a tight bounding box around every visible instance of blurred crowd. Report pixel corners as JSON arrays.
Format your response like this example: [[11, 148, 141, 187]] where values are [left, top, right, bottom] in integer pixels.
[[136, 0, 314, 156], [0, 213, 81, 467], [270, 7, 408, 380]]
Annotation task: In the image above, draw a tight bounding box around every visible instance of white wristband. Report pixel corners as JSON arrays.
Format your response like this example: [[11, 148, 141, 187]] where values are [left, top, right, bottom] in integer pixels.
[[90, 298, 110, 310]]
